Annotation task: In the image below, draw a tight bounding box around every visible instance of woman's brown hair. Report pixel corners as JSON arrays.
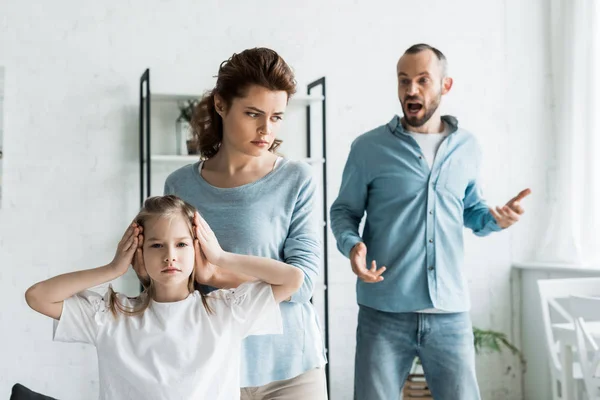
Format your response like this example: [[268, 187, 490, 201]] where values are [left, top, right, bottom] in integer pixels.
[[191, 47, 297, 159], [107, 195, 212, 317]]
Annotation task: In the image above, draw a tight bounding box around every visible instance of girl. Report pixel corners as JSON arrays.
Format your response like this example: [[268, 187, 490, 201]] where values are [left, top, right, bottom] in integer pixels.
[[25, 195, 304, 400], [133, 47, 328, 399]]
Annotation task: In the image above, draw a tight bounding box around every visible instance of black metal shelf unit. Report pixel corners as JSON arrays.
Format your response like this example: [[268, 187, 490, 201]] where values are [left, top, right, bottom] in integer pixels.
[[306, 77, 330, 396], [139, 69, 330, 396]]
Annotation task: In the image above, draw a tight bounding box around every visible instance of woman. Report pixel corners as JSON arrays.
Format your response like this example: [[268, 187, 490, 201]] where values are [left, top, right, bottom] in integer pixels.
[[135, 47, 327, 399]]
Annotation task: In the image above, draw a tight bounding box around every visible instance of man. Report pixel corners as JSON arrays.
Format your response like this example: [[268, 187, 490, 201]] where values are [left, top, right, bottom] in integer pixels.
[[330, 43, 530, 400]]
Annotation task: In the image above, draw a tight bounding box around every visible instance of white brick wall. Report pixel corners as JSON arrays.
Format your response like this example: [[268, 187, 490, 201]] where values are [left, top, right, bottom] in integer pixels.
[[0, 67, 4, 208], [0, 1, 551, 399]]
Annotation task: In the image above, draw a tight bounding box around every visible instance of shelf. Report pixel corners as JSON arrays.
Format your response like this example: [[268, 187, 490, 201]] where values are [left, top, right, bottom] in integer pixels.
[[147, 93, 324, 106], [289, 94, 325, 105], [149, 155, 325, 164], [150, 154, 200, 163], [512, 261, 600, 274], [140, 71, 328, 395]]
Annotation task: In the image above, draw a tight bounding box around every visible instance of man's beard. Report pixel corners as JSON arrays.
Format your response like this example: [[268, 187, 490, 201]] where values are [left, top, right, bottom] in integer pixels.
[[402, 93, 442, 128]]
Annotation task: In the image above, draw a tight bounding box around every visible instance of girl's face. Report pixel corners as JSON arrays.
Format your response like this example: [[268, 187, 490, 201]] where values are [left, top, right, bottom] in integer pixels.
[[142, 214, 194, 287], [215, 84, 288, 157]]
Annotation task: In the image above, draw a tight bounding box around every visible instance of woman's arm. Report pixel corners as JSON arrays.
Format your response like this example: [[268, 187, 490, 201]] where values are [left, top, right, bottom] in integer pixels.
[[280, 171, 321, 303], [195, 215, 303, 303], [25, 224, 138, 319]]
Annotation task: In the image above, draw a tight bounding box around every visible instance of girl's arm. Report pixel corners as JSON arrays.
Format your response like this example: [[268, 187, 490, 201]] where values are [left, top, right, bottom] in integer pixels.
[[25, 224, 139, 319], [195, 215, 303, 303], [202, 265, 257, 289]]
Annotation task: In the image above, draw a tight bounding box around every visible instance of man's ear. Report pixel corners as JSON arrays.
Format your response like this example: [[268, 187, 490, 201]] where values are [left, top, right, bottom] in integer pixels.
[[441, 77, 453, 95]]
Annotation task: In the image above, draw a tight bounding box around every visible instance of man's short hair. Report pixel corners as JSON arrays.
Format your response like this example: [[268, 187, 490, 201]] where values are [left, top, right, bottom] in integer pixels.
[[404, 43, 448, 76]]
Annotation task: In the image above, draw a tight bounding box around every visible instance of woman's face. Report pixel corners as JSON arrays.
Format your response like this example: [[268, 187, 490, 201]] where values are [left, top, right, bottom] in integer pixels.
[[215, 85, 288, 157]]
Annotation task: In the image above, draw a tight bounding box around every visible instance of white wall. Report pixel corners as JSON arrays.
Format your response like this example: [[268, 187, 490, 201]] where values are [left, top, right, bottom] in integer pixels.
[[0, 1, 551, 399]]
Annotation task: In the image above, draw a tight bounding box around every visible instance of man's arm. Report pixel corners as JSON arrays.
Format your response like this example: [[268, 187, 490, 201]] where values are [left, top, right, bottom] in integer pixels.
[[330, 142, 369, 257], [463, 177, 503, 236], [463, 148, 530, 234]]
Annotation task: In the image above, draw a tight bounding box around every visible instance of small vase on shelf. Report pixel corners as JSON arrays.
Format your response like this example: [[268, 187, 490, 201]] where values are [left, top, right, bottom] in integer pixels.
[[176, 100, 199, 156], [175, 115, 191, 156]]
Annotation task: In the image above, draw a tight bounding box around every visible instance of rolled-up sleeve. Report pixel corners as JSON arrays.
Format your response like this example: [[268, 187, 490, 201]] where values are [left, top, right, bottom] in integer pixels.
[[330, 141, 368, 257], [463, 145, 502, 236]]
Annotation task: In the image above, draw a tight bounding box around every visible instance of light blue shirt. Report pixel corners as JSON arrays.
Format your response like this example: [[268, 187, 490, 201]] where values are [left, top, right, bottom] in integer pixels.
[[330, 115, 501, 313], [164, 159, 326, 387]]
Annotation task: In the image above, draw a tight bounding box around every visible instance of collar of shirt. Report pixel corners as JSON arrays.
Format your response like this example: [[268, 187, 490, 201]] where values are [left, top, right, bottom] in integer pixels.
[[387, 114, 459, 137]]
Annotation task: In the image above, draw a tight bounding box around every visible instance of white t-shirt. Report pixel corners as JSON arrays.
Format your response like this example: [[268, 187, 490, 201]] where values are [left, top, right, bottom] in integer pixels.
[[53, 281, 282, 400], [406, 124, 450, 169]]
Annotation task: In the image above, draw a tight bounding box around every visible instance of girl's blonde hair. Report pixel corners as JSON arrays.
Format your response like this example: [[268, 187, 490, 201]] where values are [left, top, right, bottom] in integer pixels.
[[107, 195, 212, 317]]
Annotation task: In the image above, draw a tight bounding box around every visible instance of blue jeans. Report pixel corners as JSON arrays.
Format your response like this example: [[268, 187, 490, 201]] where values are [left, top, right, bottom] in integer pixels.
[[354, 305, 481, 400]]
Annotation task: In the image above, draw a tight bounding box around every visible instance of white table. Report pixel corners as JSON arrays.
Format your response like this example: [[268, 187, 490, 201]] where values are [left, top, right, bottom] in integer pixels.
[[552, 322, 600, 400]]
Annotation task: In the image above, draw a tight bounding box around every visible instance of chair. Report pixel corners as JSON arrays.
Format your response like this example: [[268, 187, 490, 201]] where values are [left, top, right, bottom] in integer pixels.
[[569, 295, 600, 400], [10, 384, 57, 400], [538, 278, 600, 399]]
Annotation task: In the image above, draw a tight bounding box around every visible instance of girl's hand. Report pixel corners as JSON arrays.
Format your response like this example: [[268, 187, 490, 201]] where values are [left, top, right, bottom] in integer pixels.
[[194, 212, 224, 265], [110, 223, 139, 277], [193, 238, 218, 285], [131, 223, 150, 287]]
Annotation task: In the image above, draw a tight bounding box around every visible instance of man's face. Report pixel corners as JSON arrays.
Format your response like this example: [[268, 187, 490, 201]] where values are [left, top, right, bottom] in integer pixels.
[[397, 50, 450, 128]]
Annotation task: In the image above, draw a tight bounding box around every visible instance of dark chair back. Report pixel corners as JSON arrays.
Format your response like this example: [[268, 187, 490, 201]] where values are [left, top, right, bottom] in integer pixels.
[[10, 384, 58, 400]]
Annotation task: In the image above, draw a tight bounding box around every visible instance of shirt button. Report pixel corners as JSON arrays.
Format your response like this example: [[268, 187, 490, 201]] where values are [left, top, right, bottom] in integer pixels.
[[429, 239, 434, 243], [428, 266, 434, 271], [429, 210, 433, 215]]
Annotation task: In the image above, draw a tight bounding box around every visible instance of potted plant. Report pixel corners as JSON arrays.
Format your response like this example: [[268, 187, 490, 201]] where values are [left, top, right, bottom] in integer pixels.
[[402, 327, 526, 399], [176, 100, 199, 155]]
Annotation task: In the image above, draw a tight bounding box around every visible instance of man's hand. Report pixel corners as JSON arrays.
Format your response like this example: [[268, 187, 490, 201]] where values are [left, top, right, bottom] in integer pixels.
[[490, 188, 532, 229], [350, 242, 386, 283]]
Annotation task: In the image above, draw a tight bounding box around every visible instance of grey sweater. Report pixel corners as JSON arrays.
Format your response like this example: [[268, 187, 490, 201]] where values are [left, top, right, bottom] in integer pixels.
[[164, 158, 326, 387]]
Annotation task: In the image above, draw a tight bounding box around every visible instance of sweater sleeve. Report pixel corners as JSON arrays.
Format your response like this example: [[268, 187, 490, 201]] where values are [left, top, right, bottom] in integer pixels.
[[283, 172, 322, 303]]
